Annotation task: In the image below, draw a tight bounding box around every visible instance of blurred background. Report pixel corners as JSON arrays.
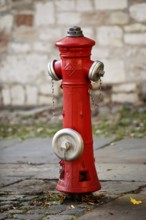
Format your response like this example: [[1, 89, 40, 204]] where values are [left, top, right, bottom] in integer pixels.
[[0, 0, 146, 139]]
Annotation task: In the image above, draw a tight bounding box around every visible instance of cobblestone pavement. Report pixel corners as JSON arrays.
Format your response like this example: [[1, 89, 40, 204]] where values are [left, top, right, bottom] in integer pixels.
[[0, 138, 146, 220], [0, 188, 110, 220]]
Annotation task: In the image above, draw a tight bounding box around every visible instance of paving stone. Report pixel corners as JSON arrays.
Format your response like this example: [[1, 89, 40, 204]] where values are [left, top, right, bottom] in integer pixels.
[[14, 214, 44, 220], [0, 200, 19, 206], [43, 215, 75, 220], [7, 209, 25, 214], [0, 176, 26, 188], [0, 137, 115, 164], [99, 181, 146, 195], [77, 193, 146, 220], [93, 137, 115, 150], [22, 195, 38, 201], [20, 201, 33, 210], [45, 205, 67, 215], [0, 137, 146, 220], [0, 195, 24, 201], [0, 179, 56, 194], [0, 194, 23, 204], [0, 164, 58, 181], [0, 213, 8, 220], [61, 207, 86, 216], [26, 208, 61, 215], [0, 138, 58, 164], [34, 167, 59, 179], [0, 139, 21, 149], [0, 203, 14, 212], [96, 163, 146, 182], [139, 186, 146, 194], [94, 139, 146, 164]]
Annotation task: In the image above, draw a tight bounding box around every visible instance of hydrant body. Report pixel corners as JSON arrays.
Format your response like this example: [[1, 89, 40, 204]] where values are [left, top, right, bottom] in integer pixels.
[[48, 27, 104, 193]]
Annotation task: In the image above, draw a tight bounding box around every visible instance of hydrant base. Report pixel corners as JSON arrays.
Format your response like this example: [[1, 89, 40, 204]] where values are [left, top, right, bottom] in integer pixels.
[[56, 159, 101, 194], [56, 183, 101, 194]]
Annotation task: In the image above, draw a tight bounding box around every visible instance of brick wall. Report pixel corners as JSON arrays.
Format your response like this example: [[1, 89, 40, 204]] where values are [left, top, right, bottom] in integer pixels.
[[0, 0, 146, 107]]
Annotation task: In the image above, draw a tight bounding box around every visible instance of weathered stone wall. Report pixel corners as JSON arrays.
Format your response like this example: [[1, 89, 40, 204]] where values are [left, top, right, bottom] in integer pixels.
[[0, 0, 146, 107]]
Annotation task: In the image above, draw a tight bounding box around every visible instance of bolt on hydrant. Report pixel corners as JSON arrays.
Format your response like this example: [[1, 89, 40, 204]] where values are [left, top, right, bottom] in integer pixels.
[[48, 26, 104, 194]]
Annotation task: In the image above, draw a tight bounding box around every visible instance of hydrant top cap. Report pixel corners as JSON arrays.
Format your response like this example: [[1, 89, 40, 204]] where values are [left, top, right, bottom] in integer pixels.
[[67, 26, 84, 37], [56, 26, 95, 47]]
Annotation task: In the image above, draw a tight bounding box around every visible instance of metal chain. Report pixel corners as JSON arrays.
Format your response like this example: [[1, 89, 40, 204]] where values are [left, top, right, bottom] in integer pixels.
[[51, 79, 55, 117], [63, 150, 67, 161], [99, 77, 103, 103], [89, 77, 103, 107], [52, 78, 102, 115], [90, 90, 99, 108]]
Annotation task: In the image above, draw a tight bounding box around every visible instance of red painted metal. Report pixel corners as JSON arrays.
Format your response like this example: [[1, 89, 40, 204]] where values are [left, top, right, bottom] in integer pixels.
[[51, 28, 101, 193]]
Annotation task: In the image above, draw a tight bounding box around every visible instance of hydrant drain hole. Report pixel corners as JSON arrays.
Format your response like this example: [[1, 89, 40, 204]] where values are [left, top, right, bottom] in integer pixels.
[[79, 171, 90, 182]]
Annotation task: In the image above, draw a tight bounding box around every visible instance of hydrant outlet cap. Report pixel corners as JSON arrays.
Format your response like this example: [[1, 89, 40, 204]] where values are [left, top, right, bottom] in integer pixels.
[[67, 26, 84, 37]]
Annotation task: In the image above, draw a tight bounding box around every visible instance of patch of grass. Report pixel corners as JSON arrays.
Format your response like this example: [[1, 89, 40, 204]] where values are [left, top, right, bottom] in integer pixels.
[[0, 123, 61, 140], [0, 106, 146, 140], [93, 106, 146, 139]]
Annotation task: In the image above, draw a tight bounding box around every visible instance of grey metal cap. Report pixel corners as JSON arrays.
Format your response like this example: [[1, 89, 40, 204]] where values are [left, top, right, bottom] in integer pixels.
[[48, 60, 61, 81], [52, 128, 84, 161], [67, 26, 84, 37], [88, 60, 105, 82]]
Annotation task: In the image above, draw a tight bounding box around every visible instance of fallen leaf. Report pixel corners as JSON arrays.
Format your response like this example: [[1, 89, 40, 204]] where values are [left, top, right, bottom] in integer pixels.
[[130, 197, 142, 205]]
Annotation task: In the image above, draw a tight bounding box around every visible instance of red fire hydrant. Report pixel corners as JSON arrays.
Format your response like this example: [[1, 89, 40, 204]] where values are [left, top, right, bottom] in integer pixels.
[[48, 26, 104, 193]]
